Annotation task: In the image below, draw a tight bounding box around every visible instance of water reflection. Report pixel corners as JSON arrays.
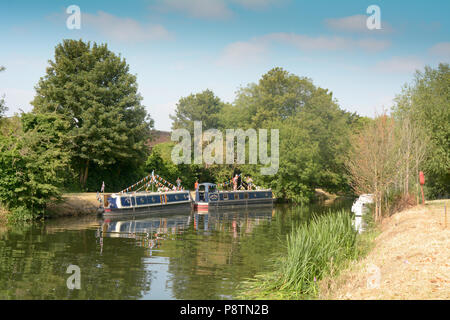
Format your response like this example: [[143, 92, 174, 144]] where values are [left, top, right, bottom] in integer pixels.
[[0, 222, 152, 299], [0, 199, 352, 300]]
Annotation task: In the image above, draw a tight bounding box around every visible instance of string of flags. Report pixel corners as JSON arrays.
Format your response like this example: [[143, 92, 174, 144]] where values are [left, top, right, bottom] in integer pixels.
[[120, 170, 179, 194], [119, 172, 259, 193]]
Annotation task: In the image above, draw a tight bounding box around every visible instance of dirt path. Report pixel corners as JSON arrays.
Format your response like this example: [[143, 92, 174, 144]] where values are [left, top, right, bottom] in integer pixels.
[[321, 200, 450, 300]]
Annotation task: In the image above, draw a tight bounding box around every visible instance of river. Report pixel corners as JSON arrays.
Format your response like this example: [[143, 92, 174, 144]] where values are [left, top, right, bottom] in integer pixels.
[[0, 199, 352, 299]]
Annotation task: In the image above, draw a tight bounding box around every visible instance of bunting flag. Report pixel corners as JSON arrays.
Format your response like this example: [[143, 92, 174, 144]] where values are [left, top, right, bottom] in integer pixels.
[[119, 171, 182, 193]]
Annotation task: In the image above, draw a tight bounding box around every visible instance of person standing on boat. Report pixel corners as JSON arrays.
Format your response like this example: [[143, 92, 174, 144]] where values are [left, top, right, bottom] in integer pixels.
[[176, 177, 182, 190], [195, 179, 199, 190], [246, 176, 253, 190], [233, 174, 238, 191]]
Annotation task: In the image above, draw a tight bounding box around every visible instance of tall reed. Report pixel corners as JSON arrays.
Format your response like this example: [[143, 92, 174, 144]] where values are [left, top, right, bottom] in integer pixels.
[[240, 209, 358, 298]]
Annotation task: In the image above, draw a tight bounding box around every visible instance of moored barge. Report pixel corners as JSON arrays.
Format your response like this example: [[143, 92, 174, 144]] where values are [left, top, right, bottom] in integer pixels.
[[100, 191, 192, 217], [193, 183, 274, 212], [98, 172, 192, 217]]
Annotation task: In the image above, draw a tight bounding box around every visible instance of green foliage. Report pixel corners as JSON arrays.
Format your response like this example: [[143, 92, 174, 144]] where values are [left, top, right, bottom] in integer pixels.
[[232, 68, 316, 127], [246, 118, 320, 203], [145, 142, 214, 190], [393, 63, 450, 198], [31, 39, 153, 190], [170, 89, 226, 132], [168, 67, 358, 203], [234, 68, 357, 202], [0, 113, 70, 221], [145, 144, 180, 183]]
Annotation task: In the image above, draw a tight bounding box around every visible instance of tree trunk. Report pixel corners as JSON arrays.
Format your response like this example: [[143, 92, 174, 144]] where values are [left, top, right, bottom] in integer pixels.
[[80, 159, 89, 189]]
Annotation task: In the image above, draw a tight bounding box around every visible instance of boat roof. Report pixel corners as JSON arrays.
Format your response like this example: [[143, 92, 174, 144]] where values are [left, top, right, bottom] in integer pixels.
[[113, 190, 189, 196], [198, 183, 217, 188]]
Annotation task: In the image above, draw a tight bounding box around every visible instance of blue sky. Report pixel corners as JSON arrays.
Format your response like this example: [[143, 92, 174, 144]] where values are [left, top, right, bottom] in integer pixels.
[[0, 0, 449, 130]]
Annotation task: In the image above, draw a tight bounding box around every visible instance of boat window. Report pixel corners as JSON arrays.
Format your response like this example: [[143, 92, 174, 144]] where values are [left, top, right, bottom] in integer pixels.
[[244, 193, 249, 199], [121, 197, 131, 207], [138, 197, 147, 204], [224, 193, 228, 200]]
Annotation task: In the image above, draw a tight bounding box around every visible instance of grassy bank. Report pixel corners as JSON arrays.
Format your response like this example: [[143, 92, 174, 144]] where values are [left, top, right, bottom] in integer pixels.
[[238, 210, 377, 299], [320, 200, 449, 299]]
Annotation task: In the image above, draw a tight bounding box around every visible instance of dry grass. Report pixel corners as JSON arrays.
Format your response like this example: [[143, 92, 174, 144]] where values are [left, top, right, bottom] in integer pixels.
[[45, 193, 101, 217], [320, 200, 450, 300]]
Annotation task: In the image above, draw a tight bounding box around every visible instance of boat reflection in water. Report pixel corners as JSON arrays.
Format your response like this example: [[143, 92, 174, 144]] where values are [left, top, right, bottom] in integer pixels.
[[96, 207, 275, 251], [97, 211, 192, 254], [193, 209, 274, 237]]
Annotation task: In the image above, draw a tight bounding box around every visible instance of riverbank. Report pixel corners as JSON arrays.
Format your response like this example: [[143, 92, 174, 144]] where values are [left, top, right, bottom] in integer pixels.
[[45, 193, 100, 218], [319, 200, 449, 299], [0, 193, 101, 222]]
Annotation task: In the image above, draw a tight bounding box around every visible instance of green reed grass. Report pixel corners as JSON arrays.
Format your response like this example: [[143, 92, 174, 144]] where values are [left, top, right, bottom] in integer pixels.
[[238, 209, 361, 299]]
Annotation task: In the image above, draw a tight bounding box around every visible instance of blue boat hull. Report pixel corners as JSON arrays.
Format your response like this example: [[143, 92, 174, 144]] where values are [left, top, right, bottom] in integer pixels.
[[101, 191, 192, 217]]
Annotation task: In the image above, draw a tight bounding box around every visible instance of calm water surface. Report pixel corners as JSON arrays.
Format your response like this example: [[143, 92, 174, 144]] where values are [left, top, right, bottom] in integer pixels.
[[0, 200, 351, 299]]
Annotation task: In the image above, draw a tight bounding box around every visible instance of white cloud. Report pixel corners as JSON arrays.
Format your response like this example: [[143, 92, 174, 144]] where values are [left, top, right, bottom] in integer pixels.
[[325, 14, 393, 33], [266, 33, 351, 51], [83, 11, 172, 43], [266, 33, 389, 52], [153, 0, 233, 19], [357, 38, 391, 52], [217, 32, 390, 66], [374, 56, 424, 73], [429, 42, 450, 59], [217, 39, 269, 66], [231, 0, 284, 10], [153, 0, 284, 19]]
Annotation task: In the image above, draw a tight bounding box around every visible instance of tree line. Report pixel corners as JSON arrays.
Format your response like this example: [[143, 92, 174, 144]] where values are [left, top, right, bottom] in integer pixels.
[[347, 64, 449, 221], [0, 39, 448, 222]]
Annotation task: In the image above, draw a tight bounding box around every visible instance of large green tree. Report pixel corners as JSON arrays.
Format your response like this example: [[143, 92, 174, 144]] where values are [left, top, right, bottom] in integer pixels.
[[170, 89, 226, 133], [31, 40, 153, 190], [233, 68, 356, 202], [232, 67, 317, 128]]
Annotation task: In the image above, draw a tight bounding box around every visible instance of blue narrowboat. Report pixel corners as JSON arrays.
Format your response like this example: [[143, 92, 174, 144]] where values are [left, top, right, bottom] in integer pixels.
[[193, 183, 274, 212], [100, 190, 192, 217]]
